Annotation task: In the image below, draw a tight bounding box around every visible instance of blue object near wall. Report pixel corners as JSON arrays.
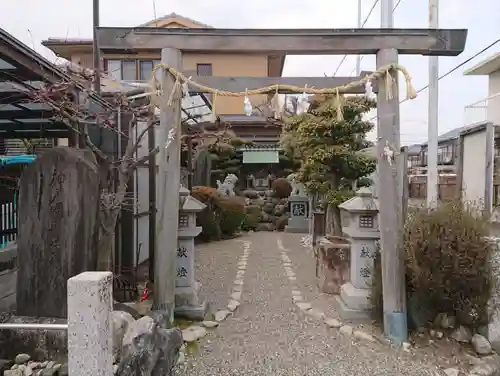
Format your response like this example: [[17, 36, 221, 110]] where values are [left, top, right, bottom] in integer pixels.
[[0, 154, 36, 248]]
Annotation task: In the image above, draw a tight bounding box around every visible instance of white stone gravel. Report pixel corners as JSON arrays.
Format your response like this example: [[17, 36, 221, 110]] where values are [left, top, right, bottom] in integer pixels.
[[174, 232, 448, 376]]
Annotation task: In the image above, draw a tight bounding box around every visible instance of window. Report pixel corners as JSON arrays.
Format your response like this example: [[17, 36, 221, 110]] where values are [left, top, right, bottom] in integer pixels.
[[139, 61, 154, 81], [122, 61, 136, 81], [196, 64, 212, 101], [408, 155, 420, 167], [106, 60, 122, 81], [437, 143, 454, 164], [104, 59, 161, 81], [196, 63, 212, 76]]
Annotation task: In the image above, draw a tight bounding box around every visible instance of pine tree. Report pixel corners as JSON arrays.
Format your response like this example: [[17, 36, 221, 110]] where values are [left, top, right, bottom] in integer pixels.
[[280, 95, 377, 235]]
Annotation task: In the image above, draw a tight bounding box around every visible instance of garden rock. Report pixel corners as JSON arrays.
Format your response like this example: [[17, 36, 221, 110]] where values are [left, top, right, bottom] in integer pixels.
[[181, 326, 206, 343], [468, 354, 500, 376], [450, 325, 472, 343], [118, 315, 183, 376], [263, 203, 275, 214], [14, 354, 30, 364], [443, 368, 459, 376], [201, 321, 218, 328], [214, 310, 231, 322], [353, 330, 376, 342], [251, 199, 265, 207], [274, 205, 286, 216], [243, 190, 259, 199], [434, 313, 456, 329], [112, 310, 135, 363], [324, 318, 342, 328], [257, 223, 275, 232], [339, 325, 353, 336], [472, 334, 492, 355]]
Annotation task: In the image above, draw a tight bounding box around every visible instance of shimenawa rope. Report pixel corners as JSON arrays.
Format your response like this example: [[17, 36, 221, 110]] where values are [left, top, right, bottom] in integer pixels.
[[148, 63, 417, 121]]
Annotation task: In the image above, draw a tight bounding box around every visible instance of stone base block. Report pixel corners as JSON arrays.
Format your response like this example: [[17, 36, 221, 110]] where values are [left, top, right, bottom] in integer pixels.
[[174, 282, 207, 321], [174, 300, 208, 321], [285, 218, 309, 233], [333, 282, 373, 322], [284, 225, 308, 233], [333, 296, 372, 322], [340, 282, 371, 310]]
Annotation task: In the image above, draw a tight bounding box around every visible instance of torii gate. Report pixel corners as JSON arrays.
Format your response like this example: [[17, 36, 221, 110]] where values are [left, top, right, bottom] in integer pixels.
[[97, 25, 467, 343]]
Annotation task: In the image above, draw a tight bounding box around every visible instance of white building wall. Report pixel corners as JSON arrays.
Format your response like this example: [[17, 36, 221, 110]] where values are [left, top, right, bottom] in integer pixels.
[[462, 129, 488, 208], [488, 70, 500, 125]]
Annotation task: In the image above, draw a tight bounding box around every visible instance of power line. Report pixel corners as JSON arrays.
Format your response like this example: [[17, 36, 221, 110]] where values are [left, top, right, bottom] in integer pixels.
[[348, 0, 405, 76], [368, 37, 500, 121], [332, 0, 380, 76], [401, 38, 500, 104]]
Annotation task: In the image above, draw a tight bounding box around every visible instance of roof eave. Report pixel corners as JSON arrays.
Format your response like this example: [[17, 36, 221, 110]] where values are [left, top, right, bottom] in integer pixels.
[[464, 52, 500, 76]]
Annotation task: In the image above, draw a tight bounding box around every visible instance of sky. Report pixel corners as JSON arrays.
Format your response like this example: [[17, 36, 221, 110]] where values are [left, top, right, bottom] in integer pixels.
[[2, 0, 500, 145]]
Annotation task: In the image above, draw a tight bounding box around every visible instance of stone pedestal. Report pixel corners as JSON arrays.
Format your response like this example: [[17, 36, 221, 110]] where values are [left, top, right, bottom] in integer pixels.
[[285, 195, 309, 233], [174, 187, 207, 320], [316, 236, 350, 294], [485, 237, 500, 352], [334, 188, 380, 321], [67, 272, 113, 376]]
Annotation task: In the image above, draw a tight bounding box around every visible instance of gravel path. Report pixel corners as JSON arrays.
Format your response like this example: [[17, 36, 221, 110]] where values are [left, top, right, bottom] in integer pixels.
[[175, 232, 445, 376]]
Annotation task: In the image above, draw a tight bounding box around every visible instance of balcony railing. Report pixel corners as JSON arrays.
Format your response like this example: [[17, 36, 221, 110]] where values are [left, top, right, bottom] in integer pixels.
[[464, 92, 500, 126]]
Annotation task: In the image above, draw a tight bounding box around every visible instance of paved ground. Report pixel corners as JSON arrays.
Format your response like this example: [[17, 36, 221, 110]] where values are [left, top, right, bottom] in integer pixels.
[[174, 232, 445, 376]]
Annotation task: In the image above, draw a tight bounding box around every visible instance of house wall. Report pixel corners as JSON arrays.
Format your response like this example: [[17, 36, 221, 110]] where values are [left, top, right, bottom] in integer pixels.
[[461, 129, 489, 208], [488, 70, 500, 125], [70, 51, 268, 115]]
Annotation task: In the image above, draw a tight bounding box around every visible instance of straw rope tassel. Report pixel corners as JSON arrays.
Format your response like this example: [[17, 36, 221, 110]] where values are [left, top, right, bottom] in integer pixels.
[[211, 92, 217, 122], [335, 88, 344, 121], [167, 76, 182, 107], [385, 68, 394, 100]]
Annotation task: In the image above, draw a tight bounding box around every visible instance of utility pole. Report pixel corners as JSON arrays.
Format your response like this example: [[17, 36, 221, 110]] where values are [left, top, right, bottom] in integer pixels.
[[378, 0, 408, 345], [427, 0, 439, 207], [154, 48, 182, 324], [355, 0, 362, 75], [92, 0, 101, 94]]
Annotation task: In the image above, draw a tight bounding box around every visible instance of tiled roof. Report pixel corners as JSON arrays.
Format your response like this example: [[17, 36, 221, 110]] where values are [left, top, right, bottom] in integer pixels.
[[139, 12, 214, 28]]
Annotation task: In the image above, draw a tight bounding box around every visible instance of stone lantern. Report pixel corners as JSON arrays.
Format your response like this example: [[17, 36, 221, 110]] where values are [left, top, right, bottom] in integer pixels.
[[174, 186, 207, 320], [334, 187, 380, 320]]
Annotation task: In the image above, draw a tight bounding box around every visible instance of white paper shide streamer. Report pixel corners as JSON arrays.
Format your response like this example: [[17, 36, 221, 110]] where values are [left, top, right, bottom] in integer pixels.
[[243, 89, 253, 116], [296, 84, 309, 115], [364, 80, 374, 99], [383, 140, 394, 166]]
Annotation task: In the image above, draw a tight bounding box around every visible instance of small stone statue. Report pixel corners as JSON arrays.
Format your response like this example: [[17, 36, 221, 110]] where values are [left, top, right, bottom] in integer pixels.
[[287, 173, 307, 197], [216, 173, 238, 197]]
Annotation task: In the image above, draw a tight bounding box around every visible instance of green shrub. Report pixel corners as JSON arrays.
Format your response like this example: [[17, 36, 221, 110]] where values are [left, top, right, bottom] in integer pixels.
[[216, 197, 246, 236], [241, 214, 259, 231], [192, 186, 222, 241], [196, 210, 222, 242], [271, 178, 292, 198], [405, 201, 492, 326], [370, 201, 493, 329]]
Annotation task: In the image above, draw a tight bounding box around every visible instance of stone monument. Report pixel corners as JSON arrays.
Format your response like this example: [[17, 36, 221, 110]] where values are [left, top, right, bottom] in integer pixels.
[[174, 186, 207, 320], [334, 187, 380, 321], [17, 147, 101, 318], [285, 173, 309, 233]]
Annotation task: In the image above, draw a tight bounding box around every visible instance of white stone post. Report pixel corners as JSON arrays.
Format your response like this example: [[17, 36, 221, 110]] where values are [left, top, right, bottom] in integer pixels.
[[67, 272, 113, 376], [334, 188, 380, 321], [174, 186, 207, 320]]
